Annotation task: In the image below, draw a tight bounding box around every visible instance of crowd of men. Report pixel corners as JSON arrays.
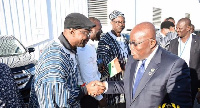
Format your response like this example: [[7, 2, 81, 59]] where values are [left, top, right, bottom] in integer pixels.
[[0, 10, 200, 108]]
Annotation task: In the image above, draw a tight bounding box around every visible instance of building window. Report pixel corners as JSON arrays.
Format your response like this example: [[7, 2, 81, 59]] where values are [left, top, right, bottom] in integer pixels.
[[153, 7, 162, 28], [88, 0, 108, 26], [185, 13, 190, 18]]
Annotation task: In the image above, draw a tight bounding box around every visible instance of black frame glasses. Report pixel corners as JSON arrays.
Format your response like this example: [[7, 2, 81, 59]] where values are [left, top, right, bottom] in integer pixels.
[[129, 39, 152, 47], [76, 29, 91, 37], [112, 21, 125, 24]]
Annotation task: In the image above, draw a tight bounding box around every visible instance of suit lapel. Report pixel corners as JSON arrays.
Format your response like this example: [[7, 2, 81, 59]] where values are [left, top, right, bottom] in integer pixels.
[[131, 47, 162, 102], [173, 38, 179, 55], [189, 35, 199, 65]]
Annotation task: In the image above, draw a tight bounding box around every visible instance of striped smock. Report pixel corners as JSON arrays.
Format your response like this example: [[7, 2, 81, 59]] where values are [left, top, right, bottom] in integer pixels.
[[29, 37, 80, 108]]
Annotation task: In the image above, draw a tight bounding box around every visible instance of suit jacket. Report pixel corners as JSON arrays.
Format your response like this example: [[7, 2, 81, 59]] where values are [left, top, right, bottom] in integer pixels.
[[156, 31, 177, 50], [168, 35, 200, 100], [106, 46, 192, 108]]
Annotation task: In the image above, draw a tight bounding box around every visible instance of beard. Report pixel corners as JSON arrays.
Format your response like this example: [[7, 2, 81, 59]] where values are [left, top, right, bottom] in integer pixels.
[[78, 39, 88, 47]]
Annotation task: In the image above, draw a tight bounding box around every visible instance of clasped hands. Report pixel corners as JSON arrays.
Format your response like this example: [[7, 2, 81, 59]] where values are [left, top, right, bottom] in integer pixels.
[[86, 81, 106, 97]]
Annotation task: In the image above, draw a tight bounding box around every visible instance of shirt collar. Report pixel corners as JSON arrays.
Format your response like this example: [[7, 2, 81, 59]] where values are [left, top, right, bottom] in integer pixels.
[[58, 32, 77, 53], [87, 39, 95, 45], [140, 45, 158, 69], [108, 31, 123, 39], [146, 45, 158, 61], [160, 32, 166, 38]]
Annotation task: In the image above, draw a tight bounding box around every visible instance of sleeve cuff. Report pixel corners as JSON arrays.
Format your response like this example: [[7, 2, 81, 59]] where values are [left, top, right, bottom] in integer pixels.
[[94, 95, 103, 101], [103, 81, 108, 93]]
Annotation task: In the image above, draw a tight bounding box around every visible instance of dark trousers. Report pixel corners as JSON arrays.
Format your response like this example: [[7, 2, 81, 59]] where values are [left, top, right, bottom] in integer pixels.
[[80, 95, 99, 108]]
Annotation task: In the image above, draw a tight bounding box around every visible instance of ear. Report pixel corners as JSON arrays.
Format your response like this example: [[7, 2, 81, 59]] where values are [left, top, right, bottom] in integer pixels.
[[186, 25, 191, 32], [150, 39, 157, 49], [69, 28, 76, 36]]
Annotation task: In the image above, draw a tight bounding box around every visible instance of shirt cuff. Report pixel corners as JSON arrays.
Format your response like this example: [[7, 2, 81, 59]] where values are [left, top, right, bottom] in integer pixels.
[[103, 81, 108, 93], [94, 95, 103, 101]]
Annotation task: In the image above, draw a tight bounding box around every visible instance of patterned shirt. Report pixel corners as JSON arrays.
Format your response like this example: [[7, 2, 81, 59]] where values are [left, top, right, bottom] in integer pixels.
[[97, 31, 130, 106], [29, 33, 81, 108], [0, 63, 24, 108]]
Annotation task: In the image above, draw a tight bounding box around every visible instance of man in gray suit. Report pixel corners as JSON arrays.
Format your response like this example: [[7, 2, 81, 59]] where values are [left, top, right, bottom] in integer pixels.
[[98, 22, 192, 108]]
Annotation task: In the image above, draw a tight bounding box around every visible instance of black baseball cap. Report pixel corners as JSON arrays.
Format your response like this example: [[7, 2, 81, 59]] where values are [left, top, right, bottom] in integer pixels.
[[64, 13, 95, 30]]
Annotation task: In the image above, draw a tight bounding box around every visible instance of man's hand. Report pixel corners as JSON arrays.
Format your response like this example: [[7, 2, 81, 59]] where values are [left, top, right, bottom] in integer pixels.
[[197, 90, 200, 104], [86, 81, 105, 97], [98, 97, 107, 107]]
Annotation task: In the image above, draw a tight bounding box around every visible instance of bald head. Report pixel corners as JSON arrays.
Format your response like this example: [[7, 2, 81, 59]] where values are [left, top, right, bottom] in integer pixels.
[[176, 18, 191, 40], [130, 22, 156, 40], [178, 18, 191, 26], [129, 22, 157, 60]]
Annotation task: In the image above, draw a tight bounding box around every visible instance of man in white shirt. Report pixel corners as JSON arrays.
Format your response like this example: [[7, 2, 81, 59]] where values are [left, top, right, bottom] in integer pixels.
[[168, 18, 200, 107], [77, 17, 106, 108]]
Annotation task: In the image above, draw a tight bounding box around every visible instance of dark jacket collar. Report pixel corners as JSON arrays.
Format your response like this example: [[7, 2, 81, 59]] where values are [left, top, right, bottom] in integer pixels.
[[58, 33, 77, 53]]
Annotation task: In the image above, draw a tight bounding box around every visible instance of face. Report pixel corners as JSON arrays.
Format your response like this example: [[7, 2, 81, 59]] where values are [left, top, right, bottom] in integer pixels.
[[90, 21, 102, 41], [176, 21, 190, 38], [129, 30, 156, 60], [73, 29, 90, 47], [111, 16, 125, 33], [169, 26, 175, 32], [163, 28, 170, 36]]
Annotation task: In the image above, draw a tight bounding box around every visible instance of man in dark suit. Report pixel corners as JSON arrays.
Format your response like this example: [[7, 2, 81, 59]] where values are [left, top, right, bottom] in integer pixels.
[[97, 22, 192, 108], [168, 18, 200, 106]]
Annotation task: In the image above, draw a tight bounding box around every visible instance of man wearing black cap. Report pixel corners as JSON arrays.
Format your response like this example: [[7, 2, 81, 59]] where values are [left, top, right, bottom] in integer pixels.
[[97, 10, 130, 108], [29, 13, 106, 108]]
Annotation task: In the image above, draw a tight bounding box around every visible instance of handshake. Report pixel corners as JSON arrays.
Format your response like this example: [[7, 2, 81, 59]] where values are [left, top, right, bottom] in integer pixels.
[[85, 81, 106, 97]]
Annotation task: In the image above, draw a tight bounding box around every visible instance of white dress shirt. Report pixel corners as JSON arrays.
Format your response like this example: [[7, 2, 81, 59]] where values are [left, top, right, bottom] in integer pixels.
[[178, 34, 192, 66], [134, 46, 158, 83], [77, 39, 103, 101]]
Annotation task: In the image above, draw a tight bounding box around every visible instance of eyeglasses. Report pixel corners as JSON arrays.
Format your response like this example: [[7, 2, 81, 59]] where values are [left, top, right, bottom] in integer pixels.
[[113, 21, 125, 24], [76, 29, 91, 37], [129, 39, 151, 47]]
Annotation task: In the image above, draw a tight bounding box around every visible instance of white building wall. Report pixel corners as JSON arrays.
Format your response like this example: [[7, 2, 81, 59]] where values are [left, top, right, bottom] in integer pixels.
[[106, 0, 136, 33], [106, 0, 200, 32], [0, 0, 88, 60], [152, 0, 200, 29]]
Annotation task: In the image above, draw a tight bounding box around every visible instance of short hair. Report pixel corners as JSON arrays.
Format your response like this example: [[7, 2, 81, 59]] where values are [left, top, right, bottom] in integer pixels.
[[166, 17, 175, 21], [89, 17, 100, 23], [161, 21, 175, 29]]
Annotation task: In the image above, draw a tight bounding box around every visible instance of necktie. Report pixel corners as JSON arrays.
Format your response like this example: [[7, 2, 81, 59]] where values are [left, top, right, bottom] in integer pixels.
[[132, 59, 146, 98]]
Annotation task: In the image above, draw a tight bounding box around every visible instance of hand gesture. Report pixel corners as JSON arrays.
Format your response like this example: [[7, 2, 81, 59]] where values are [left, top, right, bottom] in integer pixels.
[[86, 81, 105, 97]]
